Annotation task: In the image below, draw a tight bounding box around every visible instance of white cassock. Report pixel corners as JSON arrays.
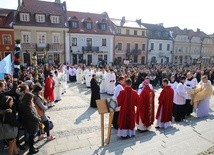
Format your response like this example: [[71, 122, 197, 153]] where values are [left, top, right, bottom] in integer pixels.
[[113, 83, 123, 101], [138, 83, 154, 94], [85, 69, 92, 87], [184, 78, 198, 100], [76, 67, 83, 84], [107, 72, 116, 95], [169, 81, 178, 103], [99, 71, 107, 93], [54, 74, 63, 101], [62, 65, 67, 93]]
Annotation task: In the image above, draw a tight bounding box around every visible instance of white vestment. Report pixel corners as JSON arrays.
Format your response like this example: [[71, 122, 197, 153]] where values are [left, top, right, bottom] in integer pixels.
[[169, 81, 178, 103], [85, 69, 92, 87], [76, 67, 83, 84], [54, 74, 63, 101], [99, 71, 107, 93], [107, 72, 116, 95]]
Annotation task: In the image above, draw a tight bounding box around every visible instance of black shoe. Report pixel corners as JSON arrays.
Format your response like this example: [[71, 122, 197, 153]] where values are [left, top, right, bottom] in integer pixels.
[[18, 144, 26, 150], [29, 148, 39, 154]]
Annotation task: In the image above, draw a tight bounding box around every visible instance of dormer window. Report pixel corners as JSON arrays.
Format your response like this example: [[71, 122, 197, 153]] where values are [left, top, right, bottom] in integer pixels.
[[69, 21, 78, 29], [20, 13, 30, 22], [36, 14, 45, 23], [100, 23, 107, 31], [86, 22, 92, 30], [51, 16, 60, 24]]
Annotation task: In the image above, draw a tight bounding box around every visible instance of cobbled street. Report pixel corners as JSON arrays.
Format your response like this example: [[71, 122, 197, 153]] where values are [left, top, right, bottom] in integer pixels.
[[1, 83, 214, 155]]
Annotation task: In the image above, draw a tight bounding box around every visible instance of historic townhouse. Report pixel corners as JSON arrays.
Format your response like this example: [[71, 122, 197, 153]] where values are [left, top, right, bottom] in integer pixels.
[[142, 23, 173, 64], [0, 9, 16, 60], [67, 11, 114, 65], [111, 18, 147, 65], [168, 27, 214, 65], [14, 0, 68, 66]]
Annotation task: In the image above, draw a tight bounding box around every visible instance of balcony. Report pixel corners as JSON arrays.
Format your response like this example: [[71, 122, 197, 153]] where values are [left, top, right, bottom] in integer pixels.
[[131, 49, 142, 55], [48, 43, 64, 51], [21, 43, 36, 50], [82, 46, 99, 53], [36, 43, 48, 51]]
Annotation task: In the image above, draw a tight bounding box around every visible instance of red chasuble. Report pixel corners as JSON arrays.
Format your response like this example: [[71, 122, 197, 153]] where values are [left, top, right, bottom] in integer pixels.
[[136, 86, 155, 127], [156, 86, 174, 123], [44, 77, 55, 102], [117, 87, 139, 130]]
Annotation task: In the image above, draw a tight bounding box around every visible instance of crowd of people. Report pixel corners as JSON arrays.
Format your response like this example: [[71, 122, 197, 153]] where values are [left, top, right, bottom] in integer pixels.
[[0, 62, 214, 154], [79, 64, 213, 138], [0, 64, 67, 155]]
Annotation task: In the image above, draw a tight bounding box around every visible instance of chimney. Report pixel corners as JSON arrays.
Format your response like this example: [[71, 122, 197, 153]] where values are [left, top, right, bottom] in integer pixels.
[[120, 16, 125, 26], [63, 1, 67, 12], [136, 19, 141, 25], [158, 23, 163, 26], [55, 0, 61, 3], [197, 28, 200, 32], [18, 0, 22, 7]]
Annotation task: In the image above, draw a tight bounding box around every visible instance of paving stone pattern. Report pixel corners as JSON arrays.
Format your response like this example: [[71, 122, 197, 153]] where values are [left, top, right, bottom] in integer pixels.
[[0, 83, 214, 155]]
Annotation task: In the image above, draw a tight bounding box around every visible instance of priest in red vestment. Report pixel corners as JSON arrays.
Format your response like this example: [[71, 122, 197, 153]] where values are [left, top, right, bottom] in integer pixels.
[[136, 80, 155, 131], [117, 78, 139, 138], [156, 78, 174, 129], [44, 73, 55, 107]]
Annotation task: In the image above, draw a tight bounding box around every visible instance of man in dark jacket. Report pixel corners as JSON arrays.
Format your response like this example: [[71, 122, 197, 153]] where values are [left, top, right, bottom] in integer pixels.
[[90, 74, 100, 108]]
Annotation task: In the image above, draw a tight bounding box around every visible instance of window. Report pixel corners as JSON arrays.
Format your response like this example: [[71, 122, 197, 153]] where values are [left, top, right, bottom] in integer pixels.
[[159, 43, 162, 50], [51, 16, 60, 24], [134, 30, 138, 36], [72, 38, 77, 46], [52, 33, 60, 43], [151, 43, 154, 50], [20, 13, 30, 22], [167, 44, 170, 51], [86, 22, 92, 30], [36, 14, 45, 23], [142, 31, 145, 37], [135, 43, 138, 50], [102, 39, 106, 46], [117, 29, 121, 34], [3, 35, 11, 45], [142, 44, 145, 51], [104, 55, 108, 62], [126, 29, 130, 35], [127, 43, 130, 52], [37, 33, 46, 44], [134, 55, 138, 63], [21, 32, 31, 43], [118, 43, 122, 50], [100, 23, 107, 31], [70, 21, 78, 28], [86, 38, 92, 46]]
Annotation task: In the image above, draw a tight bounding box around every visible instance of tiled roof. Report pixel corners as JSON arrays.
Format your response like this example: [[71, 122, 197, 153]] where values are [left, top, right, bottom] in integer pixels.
[[0, 8, 16, 28], [67, 11, 114, 35], [167, 27, 210, 40], [111, 18, 145, 29], [142, 23, 172, 40], [14, 0, 68, 28]]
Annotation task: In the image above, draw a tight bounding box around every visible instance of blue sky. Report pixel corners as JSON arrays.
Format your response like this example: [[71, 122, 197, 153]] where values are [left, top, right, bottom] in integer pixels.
[[1, 0, 214, 34]]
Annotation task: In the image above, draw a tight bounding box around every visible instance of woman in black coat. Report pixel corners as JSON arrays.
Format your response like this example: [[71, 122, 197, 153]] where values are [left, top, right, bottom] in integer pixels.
[[90, 74, 100, 108], [19, 92, 40, 154], [0, 96, 20, 155]]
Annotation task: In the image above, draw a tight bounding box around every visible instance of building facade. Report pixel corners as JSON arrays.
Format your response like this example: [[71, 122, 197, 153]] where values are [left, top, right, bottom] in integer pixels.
[[67, 11, 114, 66], [168, 27, 214, 65], [142, 23, 173, 64], [14, 0, 68, 66], [0, 9, 16, 60], [111, 18, 147, 65]]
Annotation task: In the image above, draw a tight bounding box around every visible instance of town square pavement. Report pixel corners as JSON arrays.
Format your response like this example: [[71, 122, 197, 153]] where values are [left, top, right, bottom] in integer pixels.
[[1, 83, 214, 155]]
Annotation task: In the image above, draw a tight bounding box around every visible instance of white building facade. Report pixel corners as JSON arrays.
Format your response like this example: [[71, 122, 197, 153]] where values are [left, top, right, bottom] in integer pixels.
[[69, 33, 114, 65], [148, 39, 173, 64]]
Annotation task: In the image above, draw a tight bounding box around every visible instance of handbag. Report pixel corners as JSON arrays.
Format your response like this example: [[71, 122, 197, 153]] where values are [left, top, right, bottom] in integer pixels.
[[0, 113, 18, 140]]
